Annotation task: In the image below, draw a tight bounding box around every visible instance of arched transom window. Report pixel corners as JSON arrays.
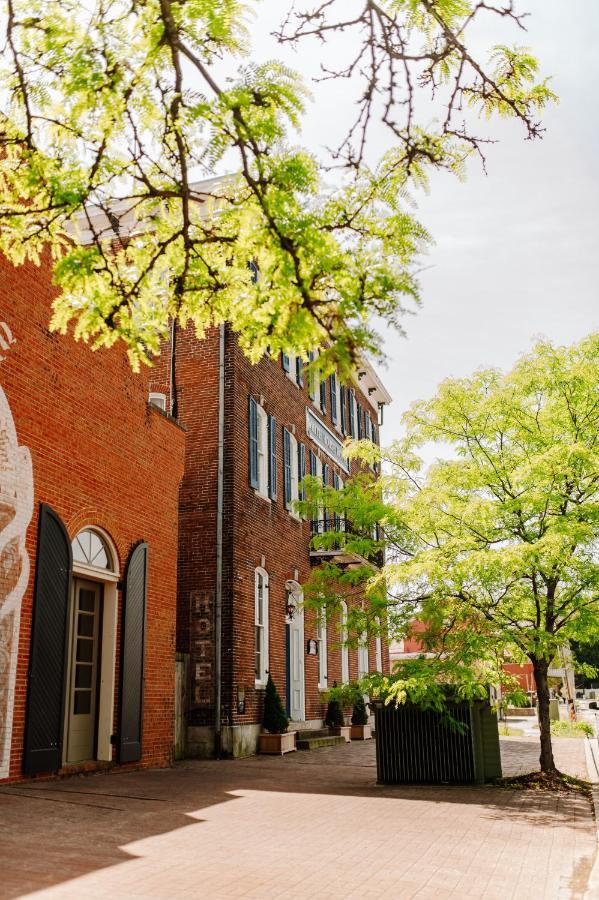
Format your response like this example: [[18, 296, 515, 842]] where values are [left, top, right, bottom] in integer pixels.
[[72, 529, 114, 572]]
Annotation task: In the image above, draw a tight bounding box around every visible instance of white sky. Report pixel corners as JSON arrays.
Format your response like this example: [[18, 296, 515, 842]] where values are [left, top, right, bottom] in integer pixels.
[[248, 0, 599, 446]]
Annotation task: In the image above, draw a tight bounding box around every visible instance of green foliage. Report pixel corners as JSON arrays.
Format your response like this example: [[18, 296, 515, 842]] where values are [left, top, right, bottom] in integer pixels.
[[0, 1, 553, 369], [303, 334, 599, 770], [324, 694, 345, 729], [498, 725, 524, 737], [351, 693, 369, 726], [551, 720, 594, 739], [262, 674, 289, 734]]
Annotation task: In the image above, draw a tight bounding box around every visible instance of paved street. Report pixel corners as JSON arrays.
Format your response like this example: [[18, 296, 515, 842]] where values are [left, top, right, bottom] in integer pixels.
[[0, 738, 595, 900]]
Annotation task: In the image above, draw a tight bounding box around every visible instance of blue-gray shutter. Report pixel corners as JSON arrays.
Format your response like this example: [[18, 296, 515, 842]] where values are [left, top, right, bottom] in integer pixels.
[[23, 504, 72, 775], [319, 378, 327, 413], [119, 541, 148, 763], [298, 442, 306, 501], [340, 385, 347, 434], [248, 395, 259, 489], [348, 389, 356, 437], [296, 357, 304, 387], [268, 415, 277, 500], [281, 352, 290, 373], [330, 375, 338, 425], [283, 427, 292, 509], [308, 351, 317, 401], [322, 464, 330, 531], [310, 449, 318, 533], [357, 402, 363, 439]]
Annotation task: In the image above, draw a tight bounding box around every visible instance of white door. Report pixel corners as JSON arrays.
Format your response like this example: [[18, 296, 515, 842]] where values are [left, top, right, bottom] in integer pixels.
[[66, 580, 101, 763], [288, 603, 305, 722]]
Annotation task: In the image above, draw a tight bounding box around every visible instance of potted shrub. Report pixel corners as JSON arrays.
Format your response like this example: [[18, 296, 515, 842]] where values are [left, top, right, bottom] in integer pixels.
[[258, 675, 297, 755], [324, 683, 351, 742], [350, 693, 372, 740]]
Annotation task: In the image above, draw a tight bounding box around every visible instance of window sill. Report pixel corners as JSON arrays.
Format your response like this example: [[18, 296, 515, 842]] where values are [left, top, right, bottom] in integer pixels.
[[254, 490, 272, 504], [287, 510, 302, 523], [255, 680, 268, 690]]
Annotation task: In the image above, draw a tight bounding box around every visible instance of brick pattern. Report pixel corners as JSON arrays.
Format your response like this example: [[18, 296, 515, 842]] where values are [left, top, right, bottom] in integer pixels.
[[150, 325, 390, 734], [0, 252, 185, 781]]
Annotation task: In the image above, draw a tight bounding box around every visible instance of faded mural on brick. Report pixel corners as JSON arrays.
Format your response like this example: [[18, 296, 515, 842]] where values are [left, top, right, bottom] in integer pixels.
[[0, 378, 33, 779]]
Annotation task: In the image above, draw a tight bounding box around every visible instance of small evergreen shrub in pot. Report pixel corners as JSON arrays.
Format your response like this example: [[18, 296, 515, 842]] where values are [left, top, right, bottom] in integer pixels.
[[350, 693, 372, 740], [258, 675, 297, 755], [324, 683, 351, 742]]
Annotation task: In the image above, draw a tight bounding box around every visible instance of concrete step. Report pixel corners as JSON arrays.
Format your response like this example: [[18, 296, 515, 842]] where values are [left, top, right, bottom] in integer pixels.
[[296, 734, 346, 751]]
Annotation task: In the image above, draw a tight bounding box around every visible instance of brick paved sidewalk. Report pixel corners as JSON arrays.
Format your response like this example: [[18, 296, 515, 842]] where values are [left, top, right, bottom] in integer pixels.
[[0, 738, 595, 900]]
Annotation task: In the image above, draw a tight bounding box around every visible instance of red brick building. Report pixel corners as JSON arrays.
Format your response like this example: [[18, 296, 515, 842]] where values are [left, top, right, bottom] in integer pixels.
[[0, 253, 185, 782], [149, 325, 392, 756]]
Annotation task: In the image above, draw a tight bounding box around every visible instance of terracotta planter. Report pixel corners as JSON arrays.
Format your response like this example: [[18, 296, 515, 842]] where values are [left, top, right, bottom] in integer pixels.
[[259, 731, 297, 755], [350, 724, 372, 740], [328, 725, 352, 743]]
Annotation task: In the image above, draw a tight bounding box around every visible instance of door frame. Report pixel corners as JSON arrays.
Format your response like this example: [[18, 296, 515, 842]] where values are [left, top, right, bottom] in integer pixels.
[[62, 537, 120, 766], [285, 581, 305, 722], [64, 578, 104, 763]]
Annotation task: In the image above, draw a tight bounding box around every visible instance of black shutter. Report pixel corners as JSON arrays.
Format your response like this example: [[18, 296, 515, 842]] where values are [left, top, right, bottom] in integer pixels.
[[119, 542, 148, 763], [310, 450, 318, 533], [296, 356, 304, 387], [308, 351, 317, 401], [330, 374, 338, 425], [281, 352, 290, 373], [319, 378, 327, 413], [268, 415, 277, 500], [23, 504, 72, 775], [283, 427, 292, 509], [340, 385, 347, 434], [298, 442, 306, 501], [357, 402, 363, 439], [348, 389, 356, 437], [248, 396, 259, 489]]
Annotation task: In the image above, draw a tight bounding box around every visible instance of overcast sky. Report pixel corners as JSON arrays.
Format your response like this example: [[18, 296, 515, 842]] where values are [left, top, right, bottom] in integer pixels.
[[249, 1, 599, 446]]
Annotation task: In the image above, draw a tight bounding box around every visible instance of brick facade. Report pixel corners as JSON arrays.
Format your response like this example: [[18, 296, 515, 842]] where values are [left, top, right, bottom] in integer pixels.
[[150, 324, 391, 755], [0, 252, 185, 782]]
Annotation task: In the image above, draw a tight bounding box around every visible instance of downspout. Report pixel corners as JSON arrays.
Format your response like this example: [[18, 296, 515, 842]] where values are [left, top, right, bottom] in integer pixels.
[[214, 323, 225, 757], [169, 318, 178, 418]]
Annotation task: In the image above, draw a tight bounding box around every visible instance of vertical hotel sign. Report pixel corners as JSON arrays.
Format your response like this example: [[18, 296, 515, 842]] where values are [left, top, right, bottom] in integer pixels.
[[0, 322, 33, 779], [305, 408, 349, 473]]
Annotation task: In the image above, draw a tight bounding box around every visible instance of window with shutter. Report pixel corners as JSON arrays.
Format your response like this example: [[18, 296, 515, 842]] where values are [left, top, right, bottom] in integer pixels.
[[119, 542, 148, 763], [357, 402, 363, 438], [330, 374, 338, 425], [308, 351, 318, 401], [283, 427, 292, 509], [322, 463, 329, 531], [298, 443, 306, 502], [310, 451, 321, 533], [319, 378, 327, 414], [333, 473, 341, 532], [268, 415, 277, 500], [340, 385, 347, 434], [281, 352, 290, 373], [296, 357, 304, 387], [248, 396, 259, 489], [348, 389, 356, 437]]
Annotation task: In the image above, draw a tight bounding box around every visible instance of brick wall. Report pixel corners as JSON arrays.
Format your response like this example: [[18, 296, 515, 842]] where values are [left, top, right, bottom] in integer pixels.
[[0, 252, 185, 781], [150, 324, 390, 738]]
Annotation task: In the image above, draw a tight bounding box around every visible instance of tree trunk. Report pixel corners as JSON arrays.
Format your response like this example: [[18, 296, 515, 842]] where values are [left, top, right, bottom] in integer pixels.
[[532, 657, 557, 774]]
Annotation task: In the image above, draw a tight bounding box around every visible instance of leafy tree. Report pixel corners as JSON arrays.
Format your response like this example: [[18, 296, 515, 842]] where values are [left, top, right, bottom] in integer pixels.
[[262, 674, 289, 734], [0, 1, 554, 369], [302, 334, 599, 777]]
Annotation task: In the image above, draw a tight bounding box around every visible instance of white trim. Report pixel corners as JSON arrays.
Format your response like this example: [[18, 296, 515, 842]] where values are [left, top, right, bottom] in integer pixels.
[[375, 617, 383, 672], [254, 567, 269, 688], [358, 632, 369, 679], [286, 581, 305, 721], [306, 408, 349, 474], [256, 405, 269, 499], [317, 613, 328, 690], [340, 602, 349, 684]]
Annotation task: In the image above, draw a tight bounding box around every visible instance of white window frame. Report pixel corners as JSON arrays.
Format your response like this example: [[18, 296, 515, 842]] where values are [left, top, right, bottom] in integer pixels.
[[317, 612, 328, 690], [254, 567, 269, 687], [340, 601, 349, 684], [333, 375, 342, 432], [358, 632, 369, 679], [256, 404, 269, 498]]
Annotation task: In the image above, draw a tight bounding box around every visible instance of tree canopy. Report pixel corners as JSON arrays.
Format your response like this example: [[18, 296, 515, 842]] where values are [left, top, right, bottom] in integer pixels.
[[0, 0, 554, 369], [303, 334, 599, 773]]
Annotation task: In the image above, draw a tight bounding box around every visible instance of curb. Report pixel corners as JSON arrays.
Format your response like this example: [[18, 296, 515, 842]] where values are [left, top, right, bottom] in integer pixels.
[[584, 737, 599, 898]]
